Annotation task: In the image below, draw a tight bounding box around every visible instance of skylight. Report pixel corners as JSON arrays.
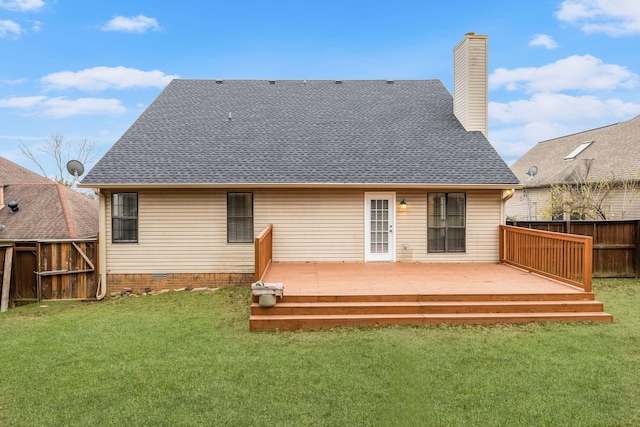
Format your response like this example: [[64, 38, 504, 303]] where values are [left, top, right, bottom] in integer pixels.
[[564, 141, 593, 160]]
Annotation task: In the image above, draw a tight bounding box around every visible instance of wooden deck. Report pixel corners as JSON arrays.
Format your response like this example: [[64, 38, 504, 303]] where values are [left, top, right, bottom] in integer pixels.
[[250, 262, 613, 331]]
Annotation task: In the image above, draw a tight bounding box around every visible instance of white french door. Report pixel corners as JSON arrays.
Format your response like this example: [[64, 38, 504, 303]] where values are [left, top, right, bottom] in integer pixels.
[[364, 192, 396, 262]]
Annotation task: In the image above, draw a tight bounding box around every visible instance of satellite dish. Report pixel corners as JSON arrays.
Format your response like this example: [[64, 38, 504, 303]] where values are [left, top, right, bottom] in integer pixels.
[[526, 166, 538, 180], [66, 160, 85, 178]]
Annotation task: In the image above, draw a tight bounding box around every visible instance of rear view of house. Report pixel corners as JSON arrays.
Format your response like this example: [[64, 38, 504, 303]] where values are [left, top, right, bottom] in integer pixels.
[[81, 33, 520, 295]]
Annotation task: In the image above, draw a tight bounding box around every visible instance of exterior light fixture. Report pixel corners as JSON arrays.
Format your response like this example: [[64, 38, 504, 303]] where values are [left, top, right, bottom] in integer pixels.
[[400, 199, 408, 209]]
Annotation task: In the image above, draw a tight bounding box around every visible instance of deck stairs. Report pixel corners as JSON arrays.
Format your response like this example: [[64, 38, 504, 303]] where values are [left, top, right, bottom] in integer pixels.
[[250, 291, 613, 331]]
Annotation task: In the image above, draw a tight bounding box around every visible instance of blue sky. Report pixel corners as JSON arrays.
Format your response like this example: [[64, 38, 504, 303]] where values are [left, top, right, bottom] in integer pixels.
[[1, 0, 640, 176]]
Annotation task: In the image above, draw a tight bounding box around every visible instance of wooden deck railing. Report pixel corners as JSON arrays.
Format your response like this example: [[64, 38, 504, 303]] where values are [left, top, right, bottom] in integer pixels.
[[254, 224, 273, 282], [500, 225, 593, 292]]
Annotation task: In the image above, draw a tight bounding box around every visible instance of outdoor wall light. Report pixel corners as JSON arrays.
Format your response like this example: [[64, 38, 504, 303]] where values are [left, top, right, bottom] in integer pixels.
[[400, 199, 408, 209]]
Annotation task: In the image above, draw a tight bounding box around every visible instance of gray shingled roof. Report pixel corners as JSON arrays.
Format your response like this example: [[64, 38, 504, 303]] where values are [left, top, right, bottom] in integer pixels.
[[83, 79, 518, 186], [511, 114, 640, 187]]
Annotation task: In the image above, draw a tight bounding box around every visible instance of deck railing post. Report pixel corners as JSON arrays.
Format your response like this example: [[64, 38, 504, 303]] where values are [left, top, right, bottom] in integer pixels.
[[254, 224, 273, 282]]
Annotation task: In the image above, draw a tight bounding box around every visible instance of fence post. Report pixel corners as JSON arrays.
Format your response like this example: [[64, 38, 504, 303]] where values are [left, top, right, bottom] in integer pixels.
[[583, 236, 593, 292], [636, 220, 640, 279]]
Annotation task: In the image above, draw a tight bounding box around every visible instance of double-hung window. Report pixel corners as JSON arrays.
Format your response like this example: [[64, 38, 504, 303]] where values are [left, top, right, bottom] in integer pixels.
[[427, 192, 465, 253], [227, 192, 254, 243], [112, 193, 138, 243]]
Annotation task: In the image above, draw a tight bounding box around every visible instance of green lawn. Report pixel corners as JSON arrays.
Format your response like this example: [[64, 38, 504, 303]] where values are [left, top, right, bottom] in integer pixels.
[[1, 279, 639, 427]]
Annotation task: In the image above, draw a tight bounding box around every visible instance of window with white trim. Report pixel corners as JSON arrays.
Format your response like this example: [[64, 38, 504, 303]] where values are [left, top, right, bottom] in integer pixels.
[[427, 192, 466, 253], [112, 193, 138, 243], [227, 192, 254, 243]]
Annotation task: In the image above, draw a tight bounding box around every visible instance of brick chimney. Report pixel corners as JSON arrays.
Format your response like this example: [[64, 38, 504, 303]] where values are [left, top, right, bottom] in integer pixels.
[[453, 32, 488, 138]]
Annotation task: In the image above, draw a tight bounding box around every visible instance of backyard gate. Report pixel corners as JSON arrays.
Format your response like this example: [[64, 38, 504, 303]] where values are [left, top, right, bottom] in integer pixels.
[[0, 238, 98, 309]]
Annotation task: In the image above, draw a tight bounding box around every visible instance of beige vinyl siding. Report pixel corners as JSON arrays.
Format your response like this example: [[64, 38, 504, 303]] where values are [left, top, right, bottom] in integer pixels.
[[506, 188, 551, 221], [507, 187, 640, 221], [453, 34, 488, 138], [396, 190, 502, 262], [104, 188, 504, 274], [255, 189, 364, 262], [608, 190, 640, 220], [105, 189, 254, 274]]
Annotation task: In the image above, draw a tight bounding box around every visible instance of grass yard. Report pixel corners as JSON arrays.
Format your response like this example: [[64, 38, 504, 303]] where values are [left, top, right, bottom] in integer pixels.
[[1, 279, 639, 427]]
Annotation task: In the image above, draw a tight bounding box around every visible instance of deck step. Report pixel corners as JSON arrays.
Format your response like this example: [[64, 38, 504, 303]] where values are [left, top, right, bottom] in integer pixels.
[[257, 292, 597, 304], [251, 300, 604, 316], [250, 311, 614, 331]]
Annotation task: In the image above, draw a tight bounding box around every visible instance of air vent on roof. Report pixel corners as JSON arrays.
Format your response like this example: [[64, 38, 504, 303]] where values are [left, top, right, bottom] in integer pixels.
[[334, 80, 343, 84], [268, 80, 276, 84], [386, 80, 394, 84], [215, 79, 224, 84], [564, 141, 593, 160], [303, 79, 307, 85]]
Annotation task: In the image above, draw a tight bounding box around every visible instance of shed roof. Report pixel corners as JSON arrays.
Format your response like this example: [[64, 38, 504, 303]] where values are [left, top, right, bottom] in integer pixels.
[[511, 114, 640, 187], [82, 79, 518, 187]]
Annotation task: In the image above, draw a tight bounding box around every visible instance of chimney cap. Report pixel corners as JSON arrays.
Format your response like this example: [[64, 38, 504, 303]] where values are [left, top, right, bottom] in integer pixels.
[[465, 32, 476, 36]]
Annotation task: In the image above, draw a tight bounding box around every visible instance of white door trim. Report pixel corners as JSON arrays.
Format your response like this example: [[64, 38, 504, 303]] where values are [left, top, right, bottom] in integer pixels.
[[364, 192, 396, 262]]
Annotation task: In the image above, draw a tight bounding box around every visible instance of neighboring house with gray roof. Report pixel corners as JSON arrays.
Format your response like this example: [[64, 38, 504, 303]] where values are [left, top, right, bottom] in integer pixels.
[[507, 114, 640, 221], [0, 157, 98, 241], [81, 34, 520, 294]]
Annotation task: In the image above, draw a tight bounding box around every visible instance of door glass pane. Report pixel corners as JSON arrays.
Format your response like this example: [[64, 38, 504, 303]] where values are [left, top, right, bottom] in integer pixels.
[[370, 198, 389, 254]]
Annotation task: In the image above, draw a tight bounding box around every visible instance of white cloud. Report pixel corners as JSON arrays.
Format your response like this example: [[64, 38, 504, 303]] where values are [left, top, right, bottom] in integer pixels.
[[1, 77, 27, 85], [101, 14, 160, 33], [0, 19, 22, 38], [489, 93, 640, 125], [0, 0, 44, 12], [557, 0, 640, 36], [489, 94, 640, 164], [0, 95, 126, 117], [529, 34, 559, 49], [0, 95, 46, 108], [41, 66, 178, 91], [30, 19, 41, 32], [490, 54, 639, 93]]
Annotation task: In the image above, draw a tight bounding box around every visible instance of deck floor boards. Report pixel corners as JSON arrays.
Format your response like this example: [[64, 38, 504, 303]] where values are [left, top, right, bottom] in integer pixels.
[[262, 262, 583, 296]]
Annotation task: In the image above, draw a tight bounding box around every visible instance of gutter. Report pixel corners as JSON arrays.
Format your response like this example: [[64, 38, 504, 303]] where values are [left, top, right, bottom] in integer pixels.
[[79, 182, 524, 190]]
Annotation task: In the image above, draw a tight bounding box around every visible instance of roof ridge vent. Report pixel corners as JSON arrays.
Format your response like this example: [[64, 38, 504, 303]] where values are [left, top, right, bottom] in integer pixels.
[[215, 79, 224, 84], [386, 80, 394, 84], [334, 80, 343, 84], [268, 80, 276, 84]]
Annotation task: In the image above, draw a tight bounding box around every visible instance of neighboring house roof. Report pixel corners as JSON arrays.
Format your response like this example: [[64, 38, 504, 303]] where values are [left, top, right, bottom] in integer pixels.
[[511, 114, 640, 187], [0, 157, 98, 240], [82, 79, 518, 187], [0, 157, 52, 185]]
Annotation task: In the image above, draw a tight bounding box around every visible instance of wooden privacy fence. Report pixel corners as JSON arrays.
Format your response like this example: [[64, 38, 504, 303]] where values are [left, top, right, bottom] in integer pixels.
[[500, 225, 592, 292], [254, 224, 273, 282], [37, 239, 98, 300], [508, 220, 640, 278], [0, 238, 98, 310]]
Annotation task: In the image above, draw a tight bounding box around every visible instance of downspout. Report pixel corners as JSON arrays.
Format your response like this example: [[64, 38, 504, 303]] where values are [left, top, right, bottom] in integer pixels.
[[95, 189, 107, 300]]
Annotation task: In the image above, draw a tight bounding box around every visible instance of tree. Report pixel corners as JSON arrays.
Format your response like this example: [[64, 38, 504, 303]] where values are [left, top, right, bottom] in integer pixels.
[[542, 169, 639, 220], [20, 133, 97, 187]]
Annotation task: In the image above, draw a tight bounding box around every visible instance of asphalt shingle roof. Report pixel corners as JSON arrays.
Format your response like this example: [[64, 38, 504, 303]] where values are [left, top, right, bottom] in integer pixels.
[[511, 114, 640, 187], [83, 79, 518, 186], [1, 157, 98, 240]]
